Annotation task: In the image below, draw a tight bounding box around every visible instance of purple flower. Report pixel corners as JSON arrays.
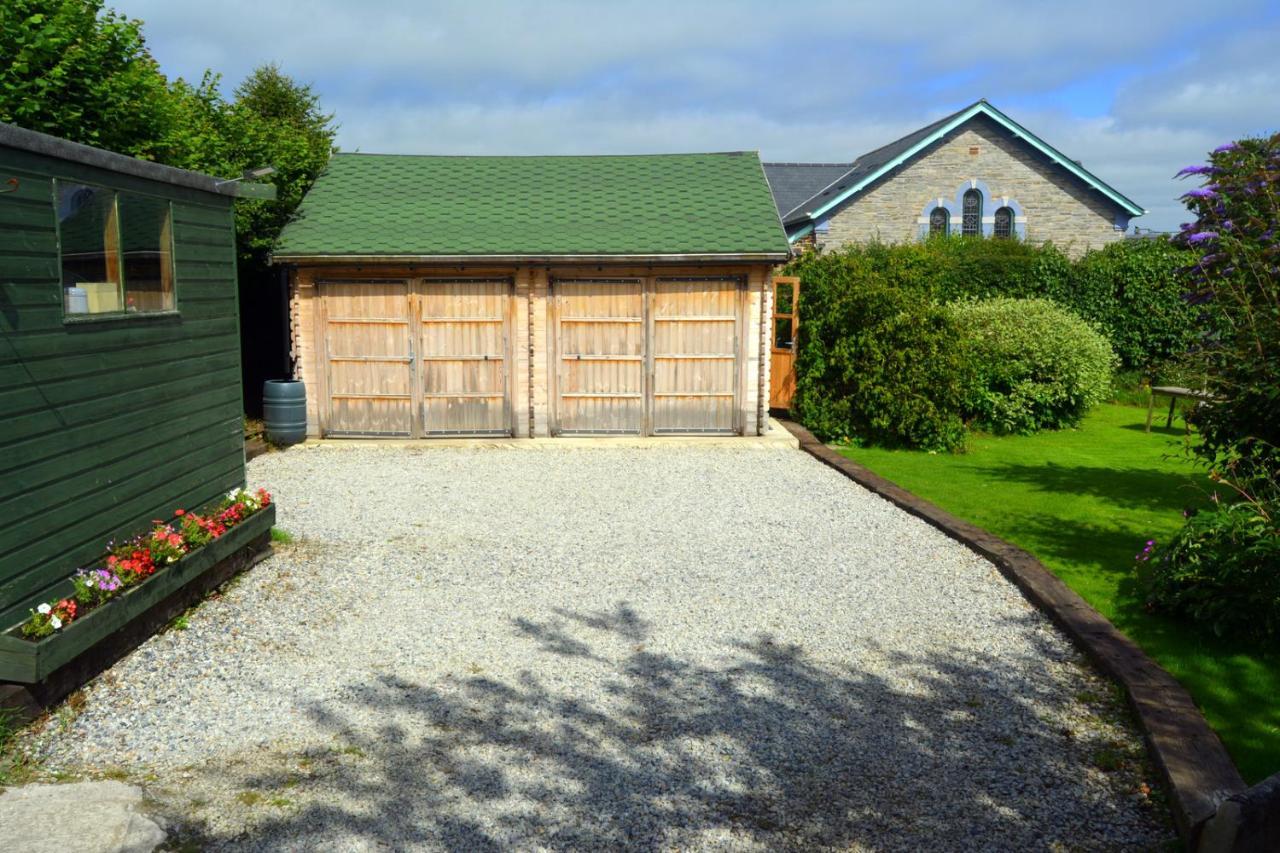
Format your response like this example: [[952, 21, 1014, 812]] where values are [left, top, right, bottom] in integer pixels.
[[1175, 164, 1216, 178], [1212, 143, 1239, 154], [1181, 187, 1218, 200], [1187, 231, 1219, 245]]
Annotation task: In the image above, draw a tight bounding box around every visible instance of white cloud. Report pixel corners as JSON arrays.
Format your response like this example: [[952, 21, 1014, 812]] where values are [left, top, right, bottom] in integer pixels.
[[113, 0, 1276, 230]]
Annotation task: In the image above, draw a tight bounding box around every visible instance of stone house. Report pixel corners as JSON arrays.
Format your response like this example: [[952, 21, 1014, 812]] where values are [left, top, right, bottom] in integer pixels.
[[764, 100, 1144, 257]]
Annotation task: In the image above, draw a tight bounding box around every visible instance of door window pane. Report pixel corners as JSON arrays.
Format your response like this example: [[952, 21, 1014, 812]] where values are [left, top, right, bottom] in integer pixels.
[[775, 281, 794, 314], [119, 194, 175, 312], [774, 317, 794, 349], [58, 184, 122, 314]]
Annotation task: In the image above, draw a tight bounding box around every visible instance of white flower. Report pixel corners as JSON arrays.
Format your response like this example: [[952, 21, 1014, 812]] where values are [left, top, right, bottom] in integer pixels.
[[50, 616, 62, 630], [37, 603, 51, 615]]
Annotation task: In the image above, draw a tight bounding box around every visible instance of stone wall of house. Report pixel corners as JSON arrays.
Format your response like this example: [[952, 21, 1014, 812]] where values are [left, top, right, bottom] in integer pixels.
[[817, 115, 1127, 258]]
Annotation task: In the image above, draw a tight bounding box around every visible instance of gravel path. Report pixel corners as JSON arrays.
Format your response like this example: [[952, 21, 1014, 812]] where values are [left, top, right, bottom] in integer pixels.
[[19, 444, 1172, 850]]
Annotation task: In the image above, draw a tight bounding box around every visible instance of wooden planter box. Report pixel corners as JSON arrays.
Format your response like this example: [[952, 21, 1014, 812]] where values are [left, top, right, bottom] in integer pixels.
[[0, 504, 275, 684]]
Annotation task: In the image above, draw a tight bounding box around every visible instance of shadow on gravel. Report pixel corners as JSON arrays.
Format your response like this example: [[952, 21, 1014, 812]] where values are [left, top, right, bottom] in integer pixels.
[[174, 604, 1171, 850]]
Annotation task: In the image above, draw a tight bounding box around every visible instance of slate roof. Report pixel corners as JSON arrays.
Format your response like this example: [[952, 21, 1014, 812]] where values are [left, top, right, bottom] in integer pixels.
[[779, 104, 972, 224], [778, 100, 1144, 228], [762, 163, 851, 218], [274, 151, 790, 259]]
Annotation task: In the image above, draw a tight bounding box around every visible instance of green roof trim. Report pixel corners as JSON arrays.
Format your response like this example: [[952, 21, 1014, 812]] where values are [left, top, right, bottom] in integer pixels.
[[793, 100, 1145, 224], [274, 151, 790, 259]]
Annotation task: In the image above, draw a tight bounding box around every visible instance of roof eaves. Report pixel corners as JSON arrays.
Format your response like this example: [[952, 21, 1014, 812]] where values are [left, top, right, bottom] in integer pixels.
[[0, 121, 276, 200]]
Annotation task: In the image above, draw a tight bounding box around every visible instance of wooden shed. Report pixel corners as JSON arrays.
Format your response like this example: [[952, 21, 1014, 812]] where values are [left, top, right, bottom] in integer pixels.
[[0, 122, 273, 635], [274, 152, 791, 438]]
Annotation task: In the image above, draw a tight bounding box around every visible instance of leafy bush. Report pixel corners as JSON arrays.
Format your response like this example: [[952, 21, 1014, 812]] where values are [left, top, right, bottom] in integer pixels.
[[785, 237, 1195, 370], [948, 298, 1117, 434], [792, 281, 970, 451], [1145, 499, 1280, 640], [1066, 239, 1203, 370]]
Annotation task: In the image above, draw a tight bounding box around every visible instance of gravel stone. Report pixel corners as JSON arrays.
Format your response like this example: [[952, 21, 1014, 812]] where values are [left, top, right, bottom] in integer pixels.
[[18, 445, 1174, 850]]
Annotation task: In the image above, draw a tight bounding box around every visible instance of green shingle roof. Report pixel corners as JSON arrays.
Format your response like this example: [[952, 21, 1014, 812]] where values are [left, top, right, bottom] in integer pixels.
[[273, 151, 790, 259]]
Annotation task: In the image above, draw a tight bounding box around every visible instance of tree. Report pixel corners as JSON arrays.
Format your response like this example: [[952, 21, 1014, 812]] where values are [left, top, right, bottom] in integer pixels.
[[0, 0, 173, 158], [224, 64, 337, 266]]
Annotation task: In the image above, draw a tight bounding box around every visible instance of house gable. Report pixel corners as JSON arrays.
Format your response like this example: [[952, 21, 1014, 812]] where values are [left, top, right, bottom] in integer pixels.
[[780, 100, 1145, 254], [816, 114, 1136, 255]]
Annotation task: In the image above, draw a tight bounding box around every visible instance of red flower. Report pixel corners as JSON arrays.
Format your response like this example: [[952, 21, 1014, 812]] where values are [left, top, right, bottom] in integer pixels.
[[175, 509, 186, 517]]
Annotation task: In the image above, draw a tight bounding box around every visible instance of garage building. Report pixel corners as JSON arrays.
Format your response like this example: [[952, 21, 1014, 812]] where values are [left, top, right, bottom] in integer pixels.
[[274, 151, 790, 438]]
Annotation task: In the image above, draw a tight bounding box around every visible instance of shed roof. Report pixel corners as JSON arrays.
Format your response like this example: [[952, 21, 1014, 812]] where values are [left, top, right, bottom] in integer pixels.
[[273, 151, 791, 260], [0, 121, 274, 200]]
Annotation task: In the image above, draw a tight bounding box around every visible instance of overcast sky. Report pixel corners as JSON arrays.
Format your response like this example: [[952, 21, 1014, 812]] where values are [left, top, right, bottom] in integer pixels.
[[118, 0, 1278, 232]]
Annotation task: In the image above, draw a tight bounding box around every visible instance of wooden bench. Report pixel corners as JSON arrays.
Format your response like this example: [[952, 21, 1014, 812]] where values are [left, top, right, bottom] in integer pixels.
[[1146, 385, 1214, 432]]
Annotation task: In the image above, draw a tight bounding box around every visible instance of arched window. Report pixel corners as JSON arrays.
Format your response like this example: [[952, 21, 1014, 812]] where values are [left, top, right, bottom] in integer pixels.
[[994, 206, 1013, 238], [928, 206, 949, 237], [962, 189, 982, 236]]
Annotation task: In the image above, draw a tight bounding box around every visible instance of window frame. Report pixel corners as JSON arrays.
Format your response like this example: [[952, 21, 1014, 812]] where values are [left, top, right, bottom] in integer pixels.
[[55, 179, 180, 323], [961, 188, 982, 237], [928, 206, 950, 237], [993, 205, 1014, 239]]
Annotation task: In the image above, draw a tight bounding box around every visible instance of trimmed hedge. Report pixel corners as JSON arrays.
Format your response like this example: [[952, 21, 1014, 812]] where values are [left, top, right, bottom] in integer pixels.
[[791, 281, 970, 452], [786, 236, 1197, 370], [949, 298, 1117, 434]]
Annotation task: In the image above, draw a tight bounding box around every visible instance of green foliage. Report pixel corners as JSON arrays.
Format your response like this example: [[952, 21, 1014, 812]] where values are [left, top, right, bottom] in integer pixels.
[[792, 278, 970, 451], [0, 4, 336, 279], [1066, 239, 1203, 370], [1177, 134, 1280, 495], [0, 0, 172, 157], [949, 298, 1117, 434], [1146, 499, 1280, 640], [786, 236, 1195, 371], [1149, 133, 1280, 641]]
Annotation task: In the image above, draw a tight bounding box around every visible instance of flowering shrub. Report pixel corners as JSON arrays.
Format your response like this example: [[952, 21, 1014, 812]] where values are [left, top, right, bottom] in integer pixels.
[[1144, 132, 1280, 641], [19, 487, 272, 640]]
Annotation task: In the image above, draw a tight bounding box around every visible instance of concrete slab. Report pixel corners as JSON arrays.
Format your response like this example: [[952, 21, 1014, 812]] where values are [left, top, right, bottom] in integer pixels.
[[295, 417, 800, 451], [0, 781, 165, 852]]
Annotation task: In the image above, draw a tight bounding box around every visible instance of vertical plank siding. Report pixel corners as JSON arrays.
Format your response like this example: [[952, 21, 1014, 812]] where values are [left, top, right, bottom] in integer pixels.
[[288, 263, 773, 439], [0, 148, 246, 629]]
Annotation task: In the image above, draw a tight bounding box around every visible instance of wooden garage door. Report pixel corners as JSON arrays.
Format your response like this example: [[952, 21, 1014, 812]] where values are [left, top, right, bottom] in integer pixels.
[[555, 280, 644, 434], [418, 279, 511, 435], [652, 278, 739, 434], [321, 280, 413, 436]]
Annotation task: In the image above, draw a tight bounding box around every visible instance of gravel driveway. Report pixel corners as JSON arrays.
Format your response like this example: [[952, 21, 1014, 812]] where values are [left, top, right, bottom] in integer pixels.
[[20, 444, 1171, 850]]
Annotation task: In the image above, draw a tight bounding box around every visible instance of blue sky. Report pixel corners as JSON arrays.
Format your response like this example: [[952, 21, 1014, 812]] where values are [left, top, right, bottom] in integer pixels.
[[119, 0, 1280, 231]]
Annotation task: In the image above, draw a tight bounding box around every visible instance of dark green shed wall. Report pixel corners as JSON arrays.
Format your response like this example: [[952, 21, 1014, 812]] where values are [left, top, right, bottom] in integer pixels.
[[0, 144, 246, 629]]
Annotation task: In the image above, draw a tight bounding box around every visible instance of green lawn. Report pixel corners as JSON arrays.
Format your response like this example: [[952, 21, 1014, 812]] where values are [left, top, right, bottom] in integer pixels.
[[839, 403, 1279, 784]]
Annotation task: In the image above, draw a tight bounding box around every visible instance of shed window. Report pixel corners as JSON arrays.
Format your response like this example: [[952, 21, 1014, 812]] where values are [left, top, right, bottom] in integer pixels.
[[994, 206, 1013, 239], [928, 206, 949, 236], [58, 184, 122, 314], [962, 189, 982, 237], [118, 194, 175, 312], [58, 182, 175, 316]]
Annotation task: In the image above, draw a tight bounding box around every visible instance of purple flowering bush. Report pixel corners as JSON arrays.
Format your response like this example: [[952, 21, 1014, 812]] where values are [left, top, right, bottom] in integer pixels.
[[1145, 133, 1280, 641]]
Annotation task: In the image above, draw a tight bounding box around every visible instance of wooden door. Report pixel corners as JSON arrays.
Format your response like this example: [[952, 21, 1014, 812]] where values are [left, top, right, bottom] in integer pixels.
[[418, 279, 511, 435], [651, 278, 740, 434], [769, 275, 800, 411], [321, 280, 413, 436], [554, 280, 644, 434]]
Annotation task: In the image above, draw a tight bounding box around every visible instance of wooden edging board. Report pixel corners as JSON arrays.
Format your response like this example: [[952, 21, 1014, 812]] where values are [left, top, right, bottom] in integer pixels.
[[776, 418, 1246, 848]]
